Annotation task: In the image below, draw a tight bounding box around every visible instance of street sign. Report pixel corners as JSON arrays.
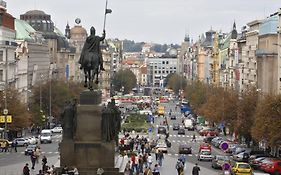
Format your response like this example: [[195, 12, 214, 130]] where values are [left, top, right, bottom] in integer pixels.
[[0, 116, 5, 123], [3, 109, 8, 115], [223, 162, 231, 170], [220, 142, 229, 151], [6, 115, 12, 123]]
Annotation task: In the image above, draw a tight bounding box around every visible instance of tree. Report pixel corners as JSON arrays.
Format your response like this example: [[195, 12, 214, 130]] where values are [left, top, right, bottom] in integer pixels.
[[252, 94, 281, 146], [235, 88, 258, 145], [184, 80, 208, 112], [30, 80, 83, 126], [0, 88, 31, 132], [112, 69, 137, 94], [167, 73, 187, 94]]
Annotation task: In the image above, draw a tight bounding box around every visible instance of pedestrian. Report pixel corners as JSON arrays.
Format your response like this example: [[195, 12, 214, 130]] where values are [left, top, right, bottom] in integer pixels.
[[147, 153, 153, 169], [42, 155, 47, 172], [176, 159, 184, 175], [158, 150, 164, 167], [124, 160, 131, 175], [155, 148, 159, 161], [23, 163, 30, 175], [192, 163, 200, 175], [14, 140, 18, 152], [35, 146, 41, 163], [138, 155, 144, 173], [192, 134, 196, 142], [30, 151, 37, 170], [152, 164, 160, 175], [37, 170, 44, 175], [144, 167, 153, 175]]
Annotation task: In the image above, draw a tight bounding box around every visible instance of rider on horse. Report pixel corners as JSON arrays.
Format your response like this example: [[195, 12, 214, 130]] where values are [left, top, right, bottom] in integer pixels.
[[79, 26, 106, 71]]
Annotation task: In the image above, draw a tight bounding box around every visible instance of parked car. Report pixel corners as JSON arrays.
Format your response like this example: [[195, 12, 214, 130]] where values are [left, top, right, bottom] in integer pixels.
[[26, 136, 38, 145], [178, 144, 192, 154], [24, 144, 37, 155], [249, 157, 268, 170], [13, 138, 29, 147], [203, 136, 216, 144], [172, 123, 180, 130], [51, 126, 63, 133], [211, 155, 230, 169], [198, 149, 213, 161], [260, 158, 277, 171], [260, 159, 281, 174], [199, 128, 218, 136], [211, 137, 223, 146], [178, 128, 185, 135], [233, 152, 251, 162], [231, 162, 253, 175]]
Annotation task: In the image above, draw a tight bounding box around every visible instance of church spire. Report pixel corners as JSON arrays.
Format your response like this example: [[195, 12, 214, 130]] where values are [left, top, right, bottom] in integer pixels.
[[233, 21, 236, 30], [65, 22, 70, 39]]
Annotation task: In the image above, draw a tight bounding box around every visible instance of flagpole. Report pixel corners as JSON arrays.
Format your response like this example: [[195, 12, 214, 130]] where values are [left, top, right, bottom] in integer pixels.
[[103, 0, 108, 31]]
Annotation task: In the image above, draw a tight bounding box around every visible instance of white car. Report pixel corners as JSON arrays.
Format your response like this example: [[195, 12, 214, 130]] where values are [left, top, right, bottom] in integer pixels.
[[26, 136, 38, 145], [51, 127, 63, 133], [156, 140, 168, 153], [198, 149, 213, 161]]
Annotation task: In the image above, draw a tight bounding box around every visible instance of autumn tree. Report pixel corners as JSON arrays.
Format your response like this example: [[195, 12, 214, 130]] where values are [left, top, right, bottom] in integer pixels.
[[0, 88, 31, 132], [30, 80, 83, 125], [112, 69, 137, 94], [167, 73, 187, 94], [235, 87, 258, 145], [252, 94, 281, 146], [184, 80, 208, 112]]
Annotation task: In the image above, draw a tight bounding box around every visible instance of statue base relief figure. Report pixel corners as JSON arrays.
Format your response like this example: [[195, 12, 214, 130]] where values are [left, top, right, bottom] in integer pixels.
[[59, 90, 122, 175]]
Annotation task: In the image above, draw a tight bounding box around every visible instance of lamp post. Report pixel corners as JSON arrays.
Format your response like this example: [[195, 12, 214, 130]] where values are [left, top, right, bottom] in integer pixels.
[[3, 47, 8, 139]]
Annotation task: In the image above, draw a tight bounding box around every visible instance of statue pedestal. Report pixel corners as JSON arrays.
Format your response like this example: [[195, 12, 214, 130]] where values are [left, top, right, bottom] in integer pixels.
[[60, 90, 121, 175]]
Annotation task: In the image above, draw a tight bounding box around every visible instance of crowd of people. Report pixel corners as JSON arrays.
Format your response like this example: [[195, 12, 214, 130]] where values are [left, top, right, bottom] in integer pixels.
[[22, 146, 57, 175]]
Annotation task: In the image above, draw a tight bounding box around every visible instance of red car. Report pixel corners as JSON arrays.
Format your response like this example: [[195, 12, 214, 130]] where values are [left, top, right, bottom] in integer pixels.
[[199, 143, 211, 152], [199, 128, 218, 136], [261, 159, 281, 174]]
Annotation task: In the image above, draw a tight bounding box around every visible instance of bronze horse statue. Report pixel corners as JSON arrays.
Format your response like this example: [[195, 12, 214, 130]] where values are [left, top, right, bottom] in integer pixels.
[[79, 27, 106, 90], [81, 52, 100, 90]]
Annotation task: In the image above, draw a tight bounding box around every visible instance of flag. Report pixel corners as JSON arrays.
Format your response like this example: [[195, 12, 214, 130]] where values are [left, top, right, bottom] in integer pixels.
[[105, 8, 112, 14]]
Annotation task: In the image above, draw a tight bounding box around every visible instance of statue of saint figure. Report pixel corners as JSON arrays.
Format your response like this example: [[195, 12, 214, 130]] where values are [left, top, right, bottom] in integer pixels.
[[101, 99, 121, 143], [61, 100, 77, 140], [78, 26, 106, 71]]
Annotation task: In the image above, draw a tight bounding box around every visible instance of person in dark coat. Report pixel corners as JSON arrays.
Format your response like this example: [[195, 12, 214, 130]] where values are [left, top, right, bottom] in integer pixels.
[[23, 163, 30, 175], [78, 26, 106, 71], [192, 163, 201, 175]]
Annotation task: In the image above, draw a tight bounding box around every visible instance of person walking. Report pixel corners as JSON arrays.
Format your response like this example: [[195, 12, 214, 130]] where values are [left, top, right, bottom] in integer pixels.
[[192, 163, 201, 175], [14, 140, 18, 152], [176, 159, 184, 175], [192, 134, 196, 142], [30, 151, 37, 170], [147, 153, 153, 169], [42, 155, 47, 172], [158, 150, 164, 167], [23, 163, 30, 175]]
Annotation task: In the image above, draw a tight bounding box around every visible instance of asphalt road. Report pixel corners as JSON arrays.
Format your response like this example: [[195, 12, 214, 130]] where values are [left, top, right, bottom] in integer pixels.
[[0, 133, 61, 175]]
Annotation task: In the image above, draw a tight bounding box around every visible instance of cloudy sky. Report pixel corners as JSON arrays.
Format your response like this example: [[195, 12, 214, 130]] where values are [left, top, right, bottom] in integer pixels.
[[7, 0, 281, 44]]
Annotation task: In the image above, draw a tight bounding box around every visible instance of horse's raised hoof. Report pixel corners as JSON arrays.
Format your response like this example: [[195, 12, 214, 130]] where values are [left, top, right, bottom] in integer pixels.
[[95, 80, 99, 84]]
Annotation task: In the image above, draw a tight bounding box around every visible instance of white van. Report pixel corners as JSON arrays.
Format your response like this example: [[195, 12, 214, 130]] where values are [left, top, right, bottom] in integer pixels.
[[184, 119, 194, 131], [40, 129, 52, 144]]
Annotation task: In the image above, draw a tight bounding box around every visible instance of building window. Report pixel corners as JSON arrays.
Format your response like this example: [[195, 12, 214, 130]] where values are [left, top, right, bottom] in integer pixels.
[[0, 70, 3, 81], [155, 71, 157, 73], [162, 61, 165, 64], [166, 61, 169, 64], [162, 71, 165, 73], [155, 66, 157, 68], [0, 50, 3, 61], [158, 71, 161, 74]]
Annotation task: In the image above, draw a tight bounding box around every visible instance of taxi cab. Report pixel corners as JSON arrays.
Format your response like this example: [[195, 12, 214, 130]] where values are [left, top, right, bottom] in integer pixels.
[[231, 162, 253, 175]]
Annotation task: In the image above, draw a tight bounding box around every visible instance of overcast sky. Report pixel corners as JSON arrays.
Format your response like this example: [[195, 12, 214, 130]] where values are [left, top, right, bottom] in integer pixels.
[[7, 0, 281, 44]]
